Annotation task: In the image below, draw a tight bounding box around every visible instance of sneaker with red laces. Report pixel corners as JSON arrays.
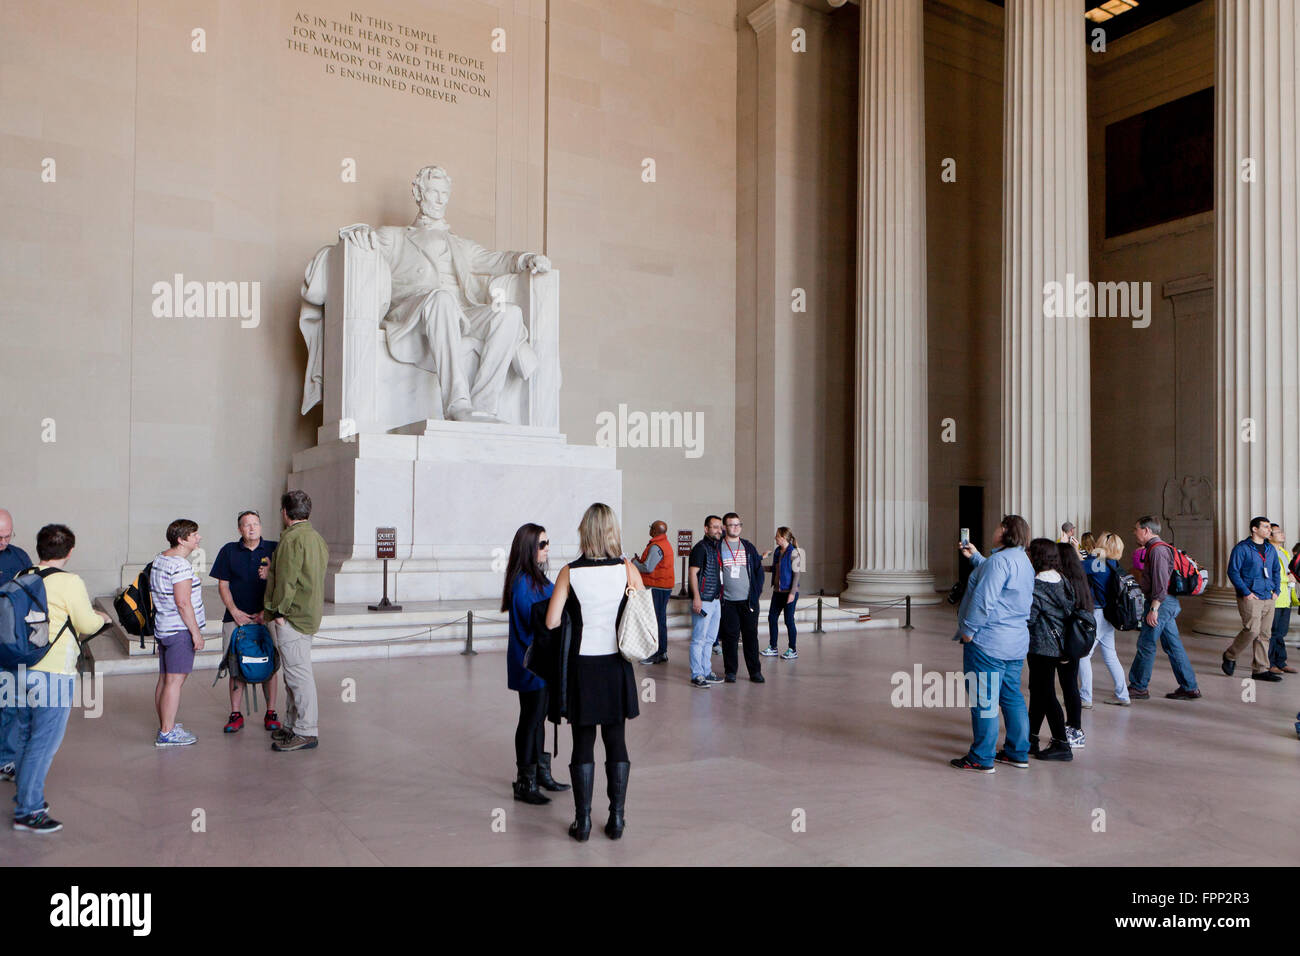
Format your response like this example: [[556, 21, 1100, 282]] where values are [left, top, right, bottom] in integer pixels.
[[223, 712, 244, 734], [263, 710, 281, 732], [949, 756, 995, 774]]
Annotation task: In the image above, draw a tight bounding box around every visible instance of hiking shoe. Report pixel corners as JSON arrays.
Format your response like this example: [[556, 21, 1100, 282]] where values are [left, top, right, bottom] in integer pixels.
[[1166, 687, 1203, 699], [760, 646, 779, 657], [270, 727, 294, 743], [155, 726, 197, 748], [994, 751, 1029, 769], [949, 756, 995, 774], [1066, 726, 1086, 749], [781, 648, 798, 660], [0, 762, 14, 783], [690, 676, 710, 688], [13, 810, 62, 834], [272, 734, 318, 752], [1127, 684, 1149, 700], [264, 710, 281, 732], [223, 712, 244, 734], [703, 672, 723, 684]]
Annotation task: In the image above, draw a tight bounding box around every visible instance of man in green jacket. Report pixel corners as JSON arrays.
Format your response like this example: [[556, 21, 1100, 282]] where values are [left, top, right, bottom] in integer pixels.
[[264, 490, 329, 752]]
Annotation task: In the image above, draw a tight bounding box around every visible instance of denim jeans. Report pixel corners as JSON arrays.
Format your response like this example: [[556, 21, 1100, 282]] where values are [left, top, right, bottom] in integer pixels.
[[1081, 608, 1130, 703], [11, 670, 75, 818], [689, 599, 720, 679], [0, 700, 17, 768], [963, 640, 1028, 766], [1269, 606, 1291, 669], [651, 587, 671, 657], [1127, 595, 1197, 691], [768, 591, 797, 650]]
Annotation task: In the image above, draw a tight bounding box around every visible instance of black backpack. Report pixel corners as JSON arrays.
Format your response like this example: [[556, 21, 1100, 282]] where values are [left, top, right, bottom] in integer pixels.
[[1104, 562, 1144, 631], [113, 562, 155, 648], [1062, 582, 1098, 659]]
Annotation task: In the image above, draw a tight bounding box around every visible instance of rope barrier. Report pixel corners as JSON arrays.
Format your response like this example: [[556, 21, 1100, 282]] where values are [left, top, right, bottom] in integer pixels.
[[813, 594, 915, 630]]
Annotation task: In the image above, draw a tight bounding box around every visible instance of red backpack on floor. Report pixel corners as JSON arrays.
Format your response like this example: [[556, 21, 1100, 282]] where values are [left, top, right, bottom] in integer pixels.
[[1149, 542, 1208, 596]]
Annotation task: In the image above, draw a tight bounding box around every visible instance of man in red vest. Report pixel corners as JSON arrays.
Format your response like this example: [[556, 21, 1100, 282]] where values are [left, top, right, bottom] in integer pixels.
[[633, 520, 675, 664]]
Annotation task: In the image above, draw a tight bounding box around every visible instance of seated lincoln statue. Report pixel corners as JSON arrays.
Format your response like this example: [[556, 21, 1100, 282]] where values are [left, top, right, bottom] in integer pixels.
[[298, 164, 554, 427]]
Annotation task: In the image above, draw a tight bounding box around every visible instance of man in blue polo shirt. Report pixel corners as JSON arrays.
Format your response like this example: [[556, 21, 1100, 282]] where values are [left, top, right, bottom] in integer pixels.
[[0, 508, 35, 784], [210, 510, 279, 733]]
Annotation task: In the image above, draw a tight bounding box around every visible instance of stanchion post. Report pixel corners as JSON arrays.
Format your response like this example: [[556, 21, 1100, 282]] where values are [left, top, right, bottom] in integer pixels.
[[461, 609, 478, 656], [902, 594, 913, 630], [814, 597, 825, 634]]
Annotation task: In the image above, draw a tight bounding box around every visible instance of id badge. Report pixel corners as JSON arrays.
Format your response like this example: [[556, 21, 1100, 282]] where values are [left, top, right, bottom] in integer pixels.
[[730, 565, 740, 579]]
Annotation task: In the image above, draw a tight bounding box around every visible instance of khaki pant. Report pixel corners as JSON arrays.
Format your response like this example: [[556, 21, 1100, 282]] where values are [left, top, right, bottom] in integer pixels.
[[1226, 595, 1275, 673], [273, 619, 319, 738]]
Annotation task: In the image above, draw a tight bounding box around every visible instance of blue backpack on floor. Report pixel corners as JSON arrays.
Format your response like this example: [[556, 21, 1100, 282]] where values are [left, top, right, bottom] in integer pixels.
[[213, 623, 279, 711], [0, 568, 70, 670]]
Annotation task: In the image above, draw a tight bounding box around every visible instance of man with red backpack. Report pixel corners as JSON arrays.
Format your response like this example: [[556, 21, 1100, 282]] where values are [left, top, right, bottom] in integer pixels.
[[1126, 516, 1201, 700]]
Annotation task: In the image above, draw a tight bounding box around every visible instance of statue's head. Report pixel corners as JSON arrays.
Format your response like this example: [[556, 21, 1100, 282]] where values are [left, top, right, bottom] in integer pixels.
[[412, 165, 453, 220]]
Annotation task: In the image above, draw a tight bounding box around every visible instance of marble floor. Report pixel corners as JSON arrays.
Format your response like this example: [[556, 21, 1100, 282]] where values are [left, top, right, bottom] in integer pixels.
[[5, 605, 1298, 866]]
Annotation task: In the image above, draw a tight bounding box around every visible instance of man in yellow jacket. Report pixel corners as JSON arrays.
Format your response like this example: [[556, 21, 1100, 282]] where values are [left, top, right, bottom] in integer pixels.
[[9, 524, 110, 834], [1269, 523, 1297, 675]]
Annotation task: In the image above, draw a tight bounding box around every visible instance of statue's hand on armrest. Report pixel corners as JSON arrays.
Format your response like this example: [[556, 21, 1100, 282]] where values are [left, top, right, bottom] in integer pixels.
[[522, 253, 551, 275], [340, 223, 379, 251]]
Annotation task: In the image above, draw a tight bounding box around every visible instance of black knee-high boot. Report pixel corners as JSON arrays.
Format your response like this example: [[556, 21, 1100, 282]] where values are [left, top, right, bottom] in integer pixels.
[[568, 763, 594, 842], [537, 751, 570, 792], [603, 761, 630, 839]]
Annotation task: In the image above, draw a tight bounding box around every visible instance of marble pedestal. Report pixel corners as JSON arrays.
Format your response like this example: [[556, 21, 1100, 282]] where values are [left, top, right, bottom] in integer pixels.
[[290, 421, 621, 603]]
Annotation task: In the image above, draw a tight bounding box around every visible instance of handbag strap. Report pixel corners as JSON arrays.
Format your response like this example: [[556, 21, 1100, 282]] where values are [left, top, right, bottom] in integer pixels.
[[623, 559, 637, 595]]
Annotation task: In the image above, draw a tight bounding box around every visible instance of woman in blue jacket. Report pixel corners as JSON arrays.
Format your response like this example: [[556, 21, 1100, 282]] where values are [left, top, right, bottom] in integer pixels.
[[501, 523, 568, 804]]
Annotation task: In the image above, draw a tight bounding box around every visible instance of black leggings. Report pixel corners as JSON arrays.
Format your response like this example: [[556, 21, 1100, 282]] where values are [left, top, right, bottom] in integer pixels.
[[515, 688, 547, 766], [1027, 653, 1082, 741], [571, 720, 628, 764]]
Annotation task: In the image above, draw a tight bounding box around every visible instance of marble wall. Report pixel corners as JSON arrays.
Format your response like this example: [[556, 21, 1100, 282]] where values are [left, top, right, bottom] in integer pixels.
[[0, 0, 736, 595]]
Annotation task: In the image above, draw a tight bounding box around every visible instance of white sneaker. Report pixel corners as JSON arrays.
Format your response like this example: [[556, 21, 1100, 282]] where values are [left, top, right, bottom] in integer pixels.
[[155, 726, 198, 748]]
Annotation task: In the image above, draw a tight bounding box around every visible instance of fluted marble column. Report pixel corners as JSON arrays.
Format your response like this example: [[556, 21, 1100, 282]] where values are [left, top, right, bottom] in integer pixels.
[[1192, 0, 1300, 636], [999, 0, 1091, 539], [841, 0, 936, 604]]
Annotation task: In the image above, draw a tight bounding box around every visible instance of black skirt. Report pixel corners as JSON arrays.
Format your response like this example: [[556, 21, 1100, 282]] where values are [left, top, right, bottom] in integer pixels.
[[568, 652, 639, 726]]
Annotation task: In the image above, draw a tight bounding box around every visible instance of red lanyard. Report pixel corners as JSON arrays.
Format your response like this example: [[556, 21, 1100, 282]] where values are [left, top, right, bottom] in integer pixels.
[[723, 540, 743, 565]]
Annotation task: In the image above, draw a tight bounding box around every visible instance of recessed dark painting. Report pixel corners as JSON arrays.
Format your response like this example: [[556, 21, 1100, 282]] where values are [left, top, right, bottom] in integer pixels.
[[1105, 86, 1214, 237]]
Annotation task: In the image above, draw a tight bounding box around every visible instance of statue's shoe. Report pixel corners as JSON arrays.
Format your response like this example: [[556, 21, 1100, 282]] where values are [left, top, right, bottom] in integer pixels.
[[467, 410, 505, 424]]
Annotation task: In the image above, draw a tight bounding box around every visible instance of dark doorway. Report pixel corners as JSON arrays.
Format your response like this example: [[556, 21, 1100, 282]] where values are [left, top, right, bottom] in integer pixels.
[[958, 485, 985, 586]]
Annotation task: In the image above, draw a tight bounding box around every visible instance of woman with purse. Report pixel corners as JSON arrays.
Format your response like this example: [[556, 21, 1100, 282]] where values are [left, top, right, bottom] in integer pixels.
[[502, 523, 568, 806], [543, 503, 644, 841], [1026, 539, 1076, 762]]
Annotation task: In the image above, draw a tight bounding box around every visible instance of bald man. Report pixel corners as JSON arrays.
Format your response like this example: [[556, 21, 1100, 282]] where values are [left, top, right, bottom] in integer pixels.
[[633, 520, 675, 664], [0, 509, 34, 783]]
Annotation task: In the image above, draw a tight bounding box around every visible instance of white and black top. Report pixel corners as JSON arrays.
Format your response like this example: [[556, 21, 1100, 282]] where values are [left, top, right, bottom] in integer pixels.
[[568, 558, 627, 656], [564, 556, 639, 726]]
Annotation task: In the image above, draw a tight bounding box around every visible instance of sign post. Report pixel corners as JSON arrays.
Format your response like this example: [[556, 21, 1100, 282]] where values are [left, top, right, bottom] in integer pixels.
[[676, 529, 693, 598], [368, 527, 402, 612]]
